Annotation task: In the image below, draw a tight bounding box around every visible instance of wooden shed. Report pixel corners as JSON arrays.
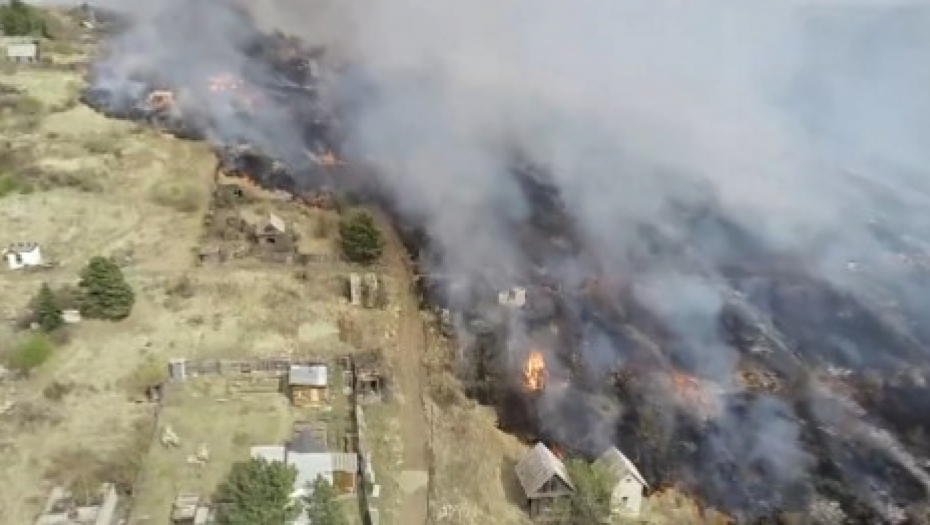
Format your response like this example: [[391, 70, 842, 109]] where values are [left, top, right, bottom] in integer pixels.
[[288, 365, 328, 407], [514, 442, 574, 521]]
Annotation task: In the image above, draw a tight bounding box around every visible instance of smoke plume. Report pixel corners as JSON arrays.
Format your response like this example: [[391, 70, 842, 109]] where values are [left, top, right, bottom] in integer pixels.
[[84, 0, 930, 519]]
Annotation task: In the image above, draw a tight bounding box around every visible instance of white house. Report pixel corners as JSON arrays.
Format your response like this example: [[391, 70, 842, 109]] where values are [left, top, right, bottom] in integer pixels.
[[3, 37, 40, 63], [3, 242, 43, 270], [594, 447, 649, 518]]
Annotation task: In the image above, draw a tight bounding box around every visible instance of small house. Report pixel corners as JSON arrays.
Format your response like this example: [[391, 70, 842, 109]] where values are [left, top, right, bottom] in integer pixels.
[[4, 242, 43, 270], [3, 37, 39, 63], [498, 287, 527, 308], [288, 364, 328, 407], [514, 442, 574, 521], [594, 447, 649, 518], [251, 445, 360, 499], [170, 493, 213, 525], [255, 212, 288, 247], [35, 483, 118, 525]]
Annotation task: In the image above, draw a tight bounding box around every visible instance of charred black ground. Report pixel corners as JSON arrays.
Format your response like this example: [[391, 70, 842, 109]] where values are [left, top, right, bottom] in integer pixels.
[[80, 4, 930, 523]]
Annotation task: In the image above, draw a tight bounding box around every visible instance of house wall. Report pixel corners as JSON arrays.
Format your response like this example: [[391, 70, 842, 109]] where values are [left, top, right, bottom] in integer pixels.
[[5, 246, 42, 269], [5, 43, 38, 62], [291, 386, 326, 406], [610, 475, 644, 517]]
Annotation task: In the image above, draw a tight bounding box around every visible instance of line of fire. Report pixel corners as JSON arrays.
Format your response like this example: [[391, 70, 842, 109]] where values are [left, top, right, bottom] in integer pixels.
[[79, 4, 930, 523]]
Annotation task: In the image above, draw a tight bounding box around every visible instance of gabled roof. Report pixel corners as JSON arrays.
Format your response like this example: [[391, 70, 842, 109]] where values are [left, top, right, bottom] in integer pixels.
[[260, 212, 286, 234], [594, 447, 648, 488], [514, 442, 574, 498]]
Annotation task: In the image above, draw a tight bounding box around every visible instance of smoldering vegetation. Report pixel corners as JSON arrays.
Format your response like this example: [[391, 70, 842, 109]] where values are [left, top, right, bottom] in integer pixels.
[[77, 0, 930, 521]]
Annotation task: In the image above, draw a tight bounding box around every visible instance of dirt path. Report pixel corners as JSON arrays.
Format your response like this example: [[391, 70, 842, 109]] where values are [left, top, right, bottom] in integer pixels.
[[376, 212, 431, 525]]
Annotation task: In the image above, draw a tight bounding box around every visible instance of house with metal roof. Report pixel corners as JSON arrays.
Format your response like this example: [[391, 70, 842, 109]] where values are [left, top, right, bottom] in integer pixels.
[[514, 442, 574, 521], [594, 446, 649, 518]]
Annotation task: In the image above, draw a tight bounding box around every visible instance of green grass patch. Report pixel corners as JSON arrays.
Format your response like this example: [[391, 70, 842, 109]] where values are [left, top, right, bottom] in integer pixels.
[[0, 172, 21, 197], [149, 180, 204, 213], [4, 333, 54, 372]]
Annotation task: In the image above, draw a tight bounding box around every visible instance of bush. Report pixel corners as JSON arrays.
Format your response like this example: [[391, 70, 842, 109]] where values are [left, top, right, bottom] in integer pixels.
[[303, 476, 348, 525], [5, 334, 53, 372], [150, 180, 203, 213], [0, 173, 20, 197], [33, 282, 63, 332], [339, 210, 384, 264], [0, 0, 48, 37], [215, 457, 298, 525], [78, 256, 135, 320]]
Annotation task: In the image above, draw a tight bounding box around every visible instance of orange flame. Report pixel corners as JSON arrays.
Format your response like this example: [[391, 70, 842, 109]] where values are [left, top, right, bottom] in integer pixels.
[[523, 352, 547, 392]]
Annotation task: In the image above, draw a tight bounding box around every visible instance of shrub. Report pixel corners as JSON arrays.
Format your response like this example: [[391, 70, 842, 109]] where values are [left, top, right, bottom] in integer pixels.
[[78, 256, 135, 320], [0, 173, 20, 197], [303, 476, 348, 525], [215, 457, 298, 525], [5, 334, 53, 372], [33, 282, 63, 332], [0, 0, 48, 37], [150, 180, 203, 213], [339, 210, 384, 264]]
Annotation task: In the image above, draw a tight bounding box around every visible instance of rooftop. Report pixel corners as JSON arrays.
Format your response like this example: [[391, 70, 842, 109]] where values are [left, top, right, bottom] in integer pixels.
[[514, 442, 574, 499], [594, 447, 648, 488], [289, 364, 327, 387]]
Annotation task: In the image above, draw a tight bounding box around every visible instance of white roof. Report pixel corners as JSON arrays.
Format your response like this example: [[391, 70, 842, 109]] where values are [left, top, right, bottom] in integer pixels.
[[594, 447, 648, 488], [250, 446, 286, 464], [250, 446, 357, 498], [289, 365, 327, 387]]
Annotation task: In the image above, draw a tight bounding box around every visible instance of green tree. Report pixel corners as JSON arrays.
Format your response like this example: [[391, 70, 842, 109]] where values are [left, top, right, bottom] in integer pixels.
[[0, 0, 47, 37], [303, 475, 348, 525], [339, 210, 384, 264], [562, 459, 613, 525], [33, 283, 63, 332], [78, 256, 134, 320], [215, 458, 298, 525]]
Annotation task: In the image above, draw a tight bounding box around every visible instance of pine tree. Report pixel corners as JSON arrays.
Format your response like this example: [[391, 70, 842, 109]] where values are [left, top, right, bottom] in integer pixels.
[[78, 256, 135, 320], [33, 282, 63, 332], [303, 476, 348, 525], [215, 458, 298, 525], [339, 210, 384, 264]]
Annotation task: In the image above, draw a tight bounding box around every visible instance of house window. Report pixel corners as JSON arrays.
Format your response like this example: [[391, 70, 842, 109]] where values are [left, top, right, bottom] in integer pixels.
[[621, 496, 629, 508], [14, 253, 22, 265]]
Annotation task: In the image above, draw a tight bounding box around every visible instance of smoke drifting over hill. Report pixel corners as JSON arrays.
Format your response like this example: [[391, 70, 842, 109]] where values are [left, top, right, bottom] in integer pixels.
[[86, 0, 930, 520]]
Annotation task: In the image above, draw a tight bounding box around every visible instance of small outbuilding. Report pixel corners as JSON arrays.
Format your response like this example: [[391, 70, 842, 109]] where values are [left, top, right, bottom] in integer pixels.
[[3, 242, 43, 270], [3, 37, 39, 63], [594, 446, 649, 518], [514, 442, 574, 521], [288, 364, 328, 407]]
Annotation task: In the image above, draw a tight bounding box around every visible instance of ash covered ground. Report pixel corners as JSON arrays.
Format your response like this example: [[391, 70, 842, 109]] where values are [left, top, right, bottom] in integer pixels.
[[80, 0, 930, 522]]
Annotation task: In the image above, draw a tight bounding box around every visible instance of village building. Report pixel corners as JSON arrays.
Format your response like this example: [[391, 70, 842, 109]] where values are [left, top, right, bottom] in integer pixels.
[[251, 437, 360, 524], [34, 483, 118, 525], [254, 212, 289, 248], [353, 350, 385, 403], [3, 242, 43, 270], [170, 493, 213, 525], [514, 442, 574, 521], [498, 287, 527, 308], [3, 37, 40, 63], [348, 273, 362, 306], [594, 446, 649, 518], [287, 364, 328, 407]]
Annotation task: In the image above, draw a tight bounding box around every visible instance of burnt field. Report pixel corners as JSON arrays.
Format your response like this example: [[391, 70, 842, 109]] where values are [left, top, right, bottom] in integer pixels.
[[79, 1, 930, 523]]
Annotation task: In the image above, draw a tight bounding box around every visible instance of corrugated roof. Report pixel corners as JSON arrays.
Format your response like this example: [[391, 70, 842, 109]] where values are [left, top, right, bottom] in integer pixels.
[[250, 446, 286, 464], [331, 452, 358, 473], [514, 442, 574, 498], [594, 447, 648, 488], [289, 365, 327, 387]]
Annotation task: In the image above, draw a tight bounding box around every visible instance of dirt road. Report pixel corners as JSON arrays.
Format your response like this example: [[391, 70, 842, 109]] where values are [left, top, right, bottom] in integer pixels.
[[377, 212, 431, 525]]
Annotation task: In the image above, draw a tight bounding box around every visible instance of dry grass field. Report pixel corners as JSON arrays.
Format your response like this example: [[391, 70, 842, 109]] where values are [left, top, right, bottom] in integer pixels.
[[0, 54, 396, 523]]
